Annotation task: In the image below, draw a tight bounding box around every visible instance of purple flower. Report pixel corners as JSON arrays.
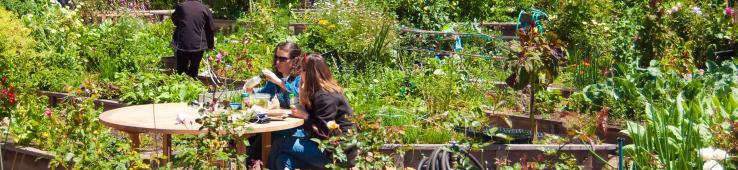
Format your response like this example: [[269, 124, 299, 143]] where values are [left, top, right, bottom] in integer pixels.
[[44, 108, 52, 118], [216, 52, 223, 62]]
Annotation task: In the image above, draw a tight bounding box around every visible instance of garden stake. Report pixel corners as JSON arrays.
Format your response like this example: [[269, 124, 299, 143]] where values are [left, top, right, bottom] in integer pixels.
[[618, 137, 624, 170]]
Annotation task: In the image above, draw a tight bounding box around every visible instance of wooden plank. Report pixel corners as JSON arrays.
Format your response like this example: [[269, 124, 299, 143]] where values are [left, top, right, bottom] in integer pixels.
[[37, 90, 129, 111], [380, 144, 617, 151], [161, 134, 172, 164], [399, 28, 518, 41], [0, 143, 54, 160], [261, 132, 272, 162]]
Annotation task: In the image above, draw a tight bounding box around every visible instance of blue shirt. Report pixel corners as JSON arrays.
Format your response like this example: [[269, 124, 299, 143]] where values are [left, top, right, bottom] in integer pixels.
[[257, 75, 301, 109]]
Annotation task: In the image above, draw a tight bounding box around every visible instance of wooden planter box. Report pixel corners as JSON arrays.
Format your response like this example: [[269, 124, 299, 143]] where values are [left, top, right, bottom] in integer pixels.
[[160, 56, 177, 74], [37, 91, 128, 111], [161, 56, 176, 70], [213, 19, 253, 34], [380, 143, 617, 169], [289, 23, 309, 35], [1, 143, 59, 170], [487, 113, 629, 144], [480, 22, 518, 37]]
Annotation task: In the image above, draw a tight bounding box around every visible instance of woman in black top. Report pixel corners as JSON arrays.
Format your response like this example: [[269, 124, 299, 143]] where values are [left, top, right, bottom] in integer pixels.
[[266, 53, 356, 169]]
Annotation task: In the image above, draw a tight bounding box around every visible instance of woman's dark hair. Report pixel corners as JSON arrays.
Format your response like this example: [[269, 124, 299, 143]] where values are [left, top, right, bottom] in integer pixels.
[[299, 53, 342, 108], [272, 42, 302, 79]]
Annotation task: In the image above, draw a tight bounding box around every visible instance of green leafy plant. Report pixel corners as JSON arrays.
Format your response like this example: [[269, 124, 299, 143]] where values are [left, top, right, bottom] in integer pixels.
[[117, 72, 206, 104], [39, 96, 145, 169], [620, 60, 738, 169], [174, 108, 253, 169]]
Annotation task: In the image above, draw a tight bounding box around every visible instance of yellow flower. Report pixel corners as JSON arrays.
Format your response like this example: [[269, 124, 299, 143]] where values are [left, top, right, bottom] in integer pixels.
[[327, 120, 339, 130], [328, 24, 336, 29], [318, 19, 329, 26]]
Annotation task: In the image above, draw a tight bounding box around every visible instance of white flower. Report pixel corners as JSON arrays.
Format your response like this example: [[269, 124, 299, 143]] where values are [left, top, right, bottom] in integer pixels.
[[704, 160, 723, 170], [701, 148, 715, 161], [692, 6, 703, 16], [713, 149, 728, 160], [176, 112, 187, 124], [373, 79, 379, 83], [700, 148, 730, 161]]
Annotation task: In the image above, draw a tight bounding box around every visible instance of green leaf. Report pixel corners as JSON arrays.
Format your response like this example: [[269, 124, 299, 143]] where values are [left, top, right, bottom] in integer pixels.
[[666, 125, 682, 141]]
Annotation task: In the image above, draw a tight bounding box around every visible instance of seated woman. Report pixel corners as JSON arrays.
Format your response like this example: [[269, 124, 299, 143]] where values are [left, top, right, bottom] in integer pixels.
[[244, 42, 302, 109], [243, 42, 302, 164], [266, 53, 357, 169]]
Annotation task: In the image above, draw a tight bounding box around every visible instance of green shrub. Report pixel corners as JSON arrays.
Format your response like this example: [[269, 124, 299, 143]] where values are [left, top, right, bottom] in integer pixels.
[[0, 7, 37, 91], [299, 1, 398, 71], [80, 16, 170, 80], [117, 72, 207, 104]]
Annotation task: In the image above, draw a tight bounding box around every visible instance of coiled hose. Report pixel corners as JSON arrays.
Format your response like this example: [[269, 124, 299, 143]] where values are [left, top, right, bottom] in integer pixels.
[[416, 143, 484, 170]]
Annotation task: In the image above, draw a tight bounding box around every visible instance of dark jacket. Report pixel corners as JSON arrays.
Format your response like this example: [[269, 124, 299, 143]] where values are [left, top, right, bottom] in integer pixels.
[[305, 90, 357, 167], [305, 90, 355, 139], [172, 0, 214, 52]]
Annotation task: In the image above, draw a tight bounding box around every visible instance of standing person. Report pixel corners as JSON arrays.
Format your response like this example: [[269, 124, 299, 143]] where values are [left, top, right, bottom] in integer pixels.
[[172, 0, 215, 79], [266, 53, 357, 169]]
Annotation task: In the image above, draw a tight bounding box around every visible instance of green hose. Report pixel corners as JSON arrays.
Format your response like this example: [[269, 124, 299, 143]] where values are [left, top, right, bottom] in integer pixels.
[[515, 9, 549, 34]]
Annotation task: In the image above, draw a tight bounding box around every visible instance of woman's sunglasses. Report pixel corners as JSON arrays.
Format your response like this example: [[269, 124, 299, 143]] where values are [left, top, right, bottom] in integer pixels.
[[275, 55, 290, 62]]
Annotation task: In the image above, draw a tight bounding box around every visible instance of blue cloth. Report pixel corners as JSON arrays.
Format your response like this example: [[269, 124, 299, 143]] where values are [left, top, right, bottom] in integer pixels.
[[266, 131, 330, 170], [454, 36, 463, 52], [257, 75, 301, 109]]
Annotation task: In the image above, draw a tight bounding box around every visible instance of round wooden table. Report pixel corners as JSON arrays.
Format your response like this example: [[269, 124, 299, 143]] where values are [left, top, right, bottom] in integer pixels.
[[99, 103, 304, 163]]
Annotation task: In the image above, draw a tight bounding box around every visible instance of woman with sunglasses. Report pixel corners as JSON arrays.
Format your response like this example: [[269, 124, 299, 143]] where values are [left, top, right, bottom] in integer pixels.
[[244, 42, 302, 109], [243, 42, 302, 165], [267, 53, 357, 170]]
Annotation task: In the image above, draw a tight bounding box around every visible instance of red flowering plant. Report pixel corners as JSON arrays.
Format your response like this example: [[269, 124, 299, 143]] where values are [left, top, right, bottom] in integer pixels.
[[0, 71, 17, 117]]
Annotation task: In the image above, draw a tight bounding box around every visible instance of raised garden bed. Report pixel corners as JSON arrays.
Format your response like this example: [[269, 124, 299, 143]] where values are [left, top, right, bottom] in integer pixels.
[[487, 112, 629, 144], [480, 22, 518, 37], [0, 141, 617, 170], [160, 56, 177, 75], [1, 142, 59, 170], [1, 142, 172, 169], [289, 23, 309, 35], [37, 91, 128, 111], [380, 143, 617, 169]]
